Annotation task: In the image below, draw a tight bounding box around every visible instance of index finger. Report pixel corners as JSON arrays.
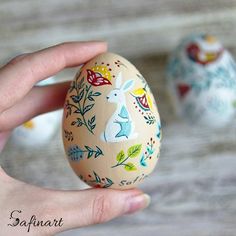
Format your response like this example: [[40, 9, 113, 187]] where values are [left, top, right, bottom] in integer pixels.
[[0, 41, 107, 113]]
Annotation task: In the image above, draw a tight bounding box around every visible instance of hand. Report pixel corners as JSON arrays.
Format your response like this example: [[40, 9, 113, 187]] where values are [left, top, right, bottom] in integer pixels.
[[0, 42, 150, 236]]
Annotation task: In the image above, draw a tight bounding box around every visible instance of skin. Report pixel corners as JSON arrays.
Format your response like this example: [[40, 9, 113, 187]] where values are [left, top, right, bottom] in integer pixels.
[[0, 42, 150, 236]]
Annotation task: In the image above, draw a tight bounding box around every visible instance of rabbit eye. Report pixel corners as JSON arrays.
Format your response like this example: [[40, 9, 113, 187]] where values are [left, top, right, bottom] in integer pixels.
[[114, 93, 117, 96]]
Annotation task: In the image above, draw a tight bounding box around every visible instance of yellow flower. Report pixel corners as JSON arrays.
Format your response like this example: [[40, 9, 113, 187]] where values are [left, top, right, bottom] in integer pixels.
[[91, 65, 112, 81]]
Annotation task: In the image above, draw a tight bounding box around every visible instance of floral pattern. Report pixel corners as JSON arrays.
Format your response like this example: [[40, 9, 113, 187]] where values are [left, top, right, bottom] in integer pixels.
[[79, 171, 114, 188], [87, 69, 111, 86], [130, 74, 157, 125], [140, 138, 155, 167], [111, 144, 142, 171], [65, 64, 113, 134], [68, 145, 103, 161]]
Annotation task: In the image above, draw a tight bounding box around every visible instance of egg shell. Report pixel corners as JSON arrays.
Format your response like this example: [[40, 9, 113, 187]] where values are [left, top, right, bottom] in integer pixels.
[[63, 52, 161, 189], [166, 34, 236, 128], [11, 77, 61, 147]]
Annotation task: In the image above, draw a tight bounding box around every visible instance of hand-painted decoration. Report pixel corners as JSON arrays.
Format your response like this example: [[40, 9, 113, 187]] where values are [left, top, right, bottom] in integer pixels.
[[101, 72, 138, 142], [68, 145, 103, 161], [166, 34, 236, 128], [156, 122, 162, 140], [64, 129, 74, 141], [111, 144, 142, 171], [140, 138, 155, 167], [65, 67, 112, 134], [63, 52, 162, 189], [86, 63, 113, 86], [79, 172, 114, 188], [131, 75, 156, 125]]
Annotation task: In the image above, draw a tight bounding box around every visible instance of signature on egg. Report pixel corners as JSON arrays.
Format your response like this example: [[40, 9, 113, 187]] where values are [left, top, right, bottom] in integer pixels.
[[119, 173, 149, 186]]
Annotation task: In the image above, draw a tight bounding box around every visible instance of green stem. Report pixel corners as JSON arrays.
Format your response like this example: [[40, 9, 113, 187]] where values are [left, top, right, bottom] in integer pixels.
[[144, 144, 153, 161], [68, 103, 79, 110], [81, 84, 93, 134], [75, 82, 93, 134], [111, 155, 131, 168], [82, 85, 91, 112]]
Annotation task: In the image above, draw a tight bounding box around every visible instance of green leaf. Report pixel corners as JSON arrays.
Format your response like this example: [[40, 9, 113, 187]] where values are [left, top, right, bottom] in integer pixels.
[[90, 124, 96, 130], [124, 163, 137, 171], [140, 154, 147, 167], [90, 115, 95, 124], [85, 145, 93, 152], [85, 84, 90, 92], [93, 171, 101, 183], [74, 109, 81, 114], [87, 151, 93, 158], [95, 146, 103, 158], [92, 92, 101, 96], [88, 116, 96, 126], [127, 144, 142, 158], [76, 118, 83, 127], [71, 89, 84, 104], [116, 150, 125, 163], [88, 96, 95, 101], [105, 177, 113, 185], [83, 104, 94, 114], [77, 77, 84, 89], [77, 89, 85, 102], [103, 177, 114, 188], [147, 146, 154, 155]]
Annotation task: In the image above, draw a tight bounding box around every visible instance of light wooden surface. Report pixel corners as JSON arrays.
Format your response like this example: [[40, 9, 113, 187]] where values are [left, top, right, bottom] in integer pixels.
[[0, 1, 236, 236], [1, 0, 236, 62]]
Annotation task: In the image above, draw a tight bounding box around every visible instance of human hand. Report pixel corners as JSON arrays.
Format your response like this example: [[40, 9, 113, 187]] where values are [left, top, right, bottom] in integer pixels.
[[0, 42, 150, 236]]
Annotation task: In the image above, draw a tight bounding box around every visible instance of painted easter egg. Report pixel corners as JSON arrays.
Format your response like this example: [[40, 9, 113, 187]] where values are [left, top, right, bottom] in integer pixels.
[[166, 34, 236, 128], [62, 52, 162, 189], [11, 77, 61, 147]]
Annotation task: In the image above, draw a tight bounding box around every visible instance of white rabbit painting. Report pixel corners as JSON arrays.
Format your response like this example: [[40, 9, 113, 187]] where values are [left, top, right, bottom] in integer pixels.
[[101, 72, 138, 142]]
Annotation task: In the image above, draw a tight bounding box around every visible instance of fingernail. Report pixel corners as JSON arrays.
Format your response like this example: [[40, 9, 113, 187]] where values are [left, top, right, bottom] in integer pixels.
[[126, 194, 151, 214]]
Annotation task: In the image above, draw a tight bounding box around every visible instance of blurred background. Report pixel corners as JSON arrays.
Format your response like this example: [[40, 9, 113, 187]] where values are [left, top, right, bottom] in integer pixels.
[[0, 1, 236, 235]]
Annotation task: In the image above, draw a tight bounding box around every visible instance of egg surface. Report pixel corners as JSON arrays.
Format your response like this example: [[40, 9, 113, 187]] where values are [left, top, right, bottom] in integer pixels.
[[166, 34, 236, 128], [63, 52, 161, 189]]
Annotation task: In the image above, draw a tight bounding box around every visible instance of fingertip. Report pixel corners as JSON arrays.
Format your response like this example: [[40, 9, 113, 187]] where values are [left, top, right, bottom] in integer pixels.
[[83, 40, 108, 51], [78, 40, 108, 56]]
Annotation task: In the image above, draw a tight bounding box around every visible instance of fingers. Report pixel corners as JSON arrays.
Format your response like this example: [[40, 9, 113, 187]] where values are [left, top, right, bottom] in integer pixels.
[[0, 168, 150, 235], [0, 82, 70, 131], [0, 41, 107, 113], [51, 188, 150, 233]]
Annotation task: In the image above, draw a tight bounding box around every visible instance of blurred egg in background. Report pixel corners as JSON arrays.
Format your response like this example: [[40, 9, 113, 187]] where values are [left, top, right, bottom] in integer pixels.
[[166, 34, 236, 128], [10, 77, 62, 147]]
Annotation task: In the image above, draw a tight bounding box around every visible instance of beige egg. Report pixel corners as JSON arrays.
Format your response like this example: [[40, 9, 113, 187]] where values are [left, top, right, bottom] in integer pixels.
[[62, 52, 162, 189]]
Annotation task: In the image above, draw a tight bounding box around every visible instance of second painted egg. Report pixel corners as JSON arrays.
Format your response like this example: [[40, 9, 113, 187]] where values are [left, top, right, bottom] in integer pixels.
[[166, 34, 236, 128]]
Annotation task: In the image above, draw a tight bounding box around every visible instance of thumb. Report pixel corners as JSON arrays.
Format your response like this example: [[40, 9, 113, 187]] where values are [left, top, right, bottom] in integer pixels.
[[50, 188, 150, 233]]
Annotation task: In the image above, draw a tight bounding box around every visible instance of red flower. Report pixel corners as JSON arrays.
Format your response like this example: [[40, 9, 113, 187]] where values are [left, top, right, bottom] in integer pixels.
[[86, 69, 112, 86]]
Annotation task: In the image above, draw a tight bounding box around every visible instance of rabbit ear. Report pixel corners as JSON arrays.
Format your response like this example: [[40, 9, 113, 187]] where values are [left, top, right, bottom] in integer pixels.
[[115, 72, 123, 88], [121, 79, 134, 92]]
